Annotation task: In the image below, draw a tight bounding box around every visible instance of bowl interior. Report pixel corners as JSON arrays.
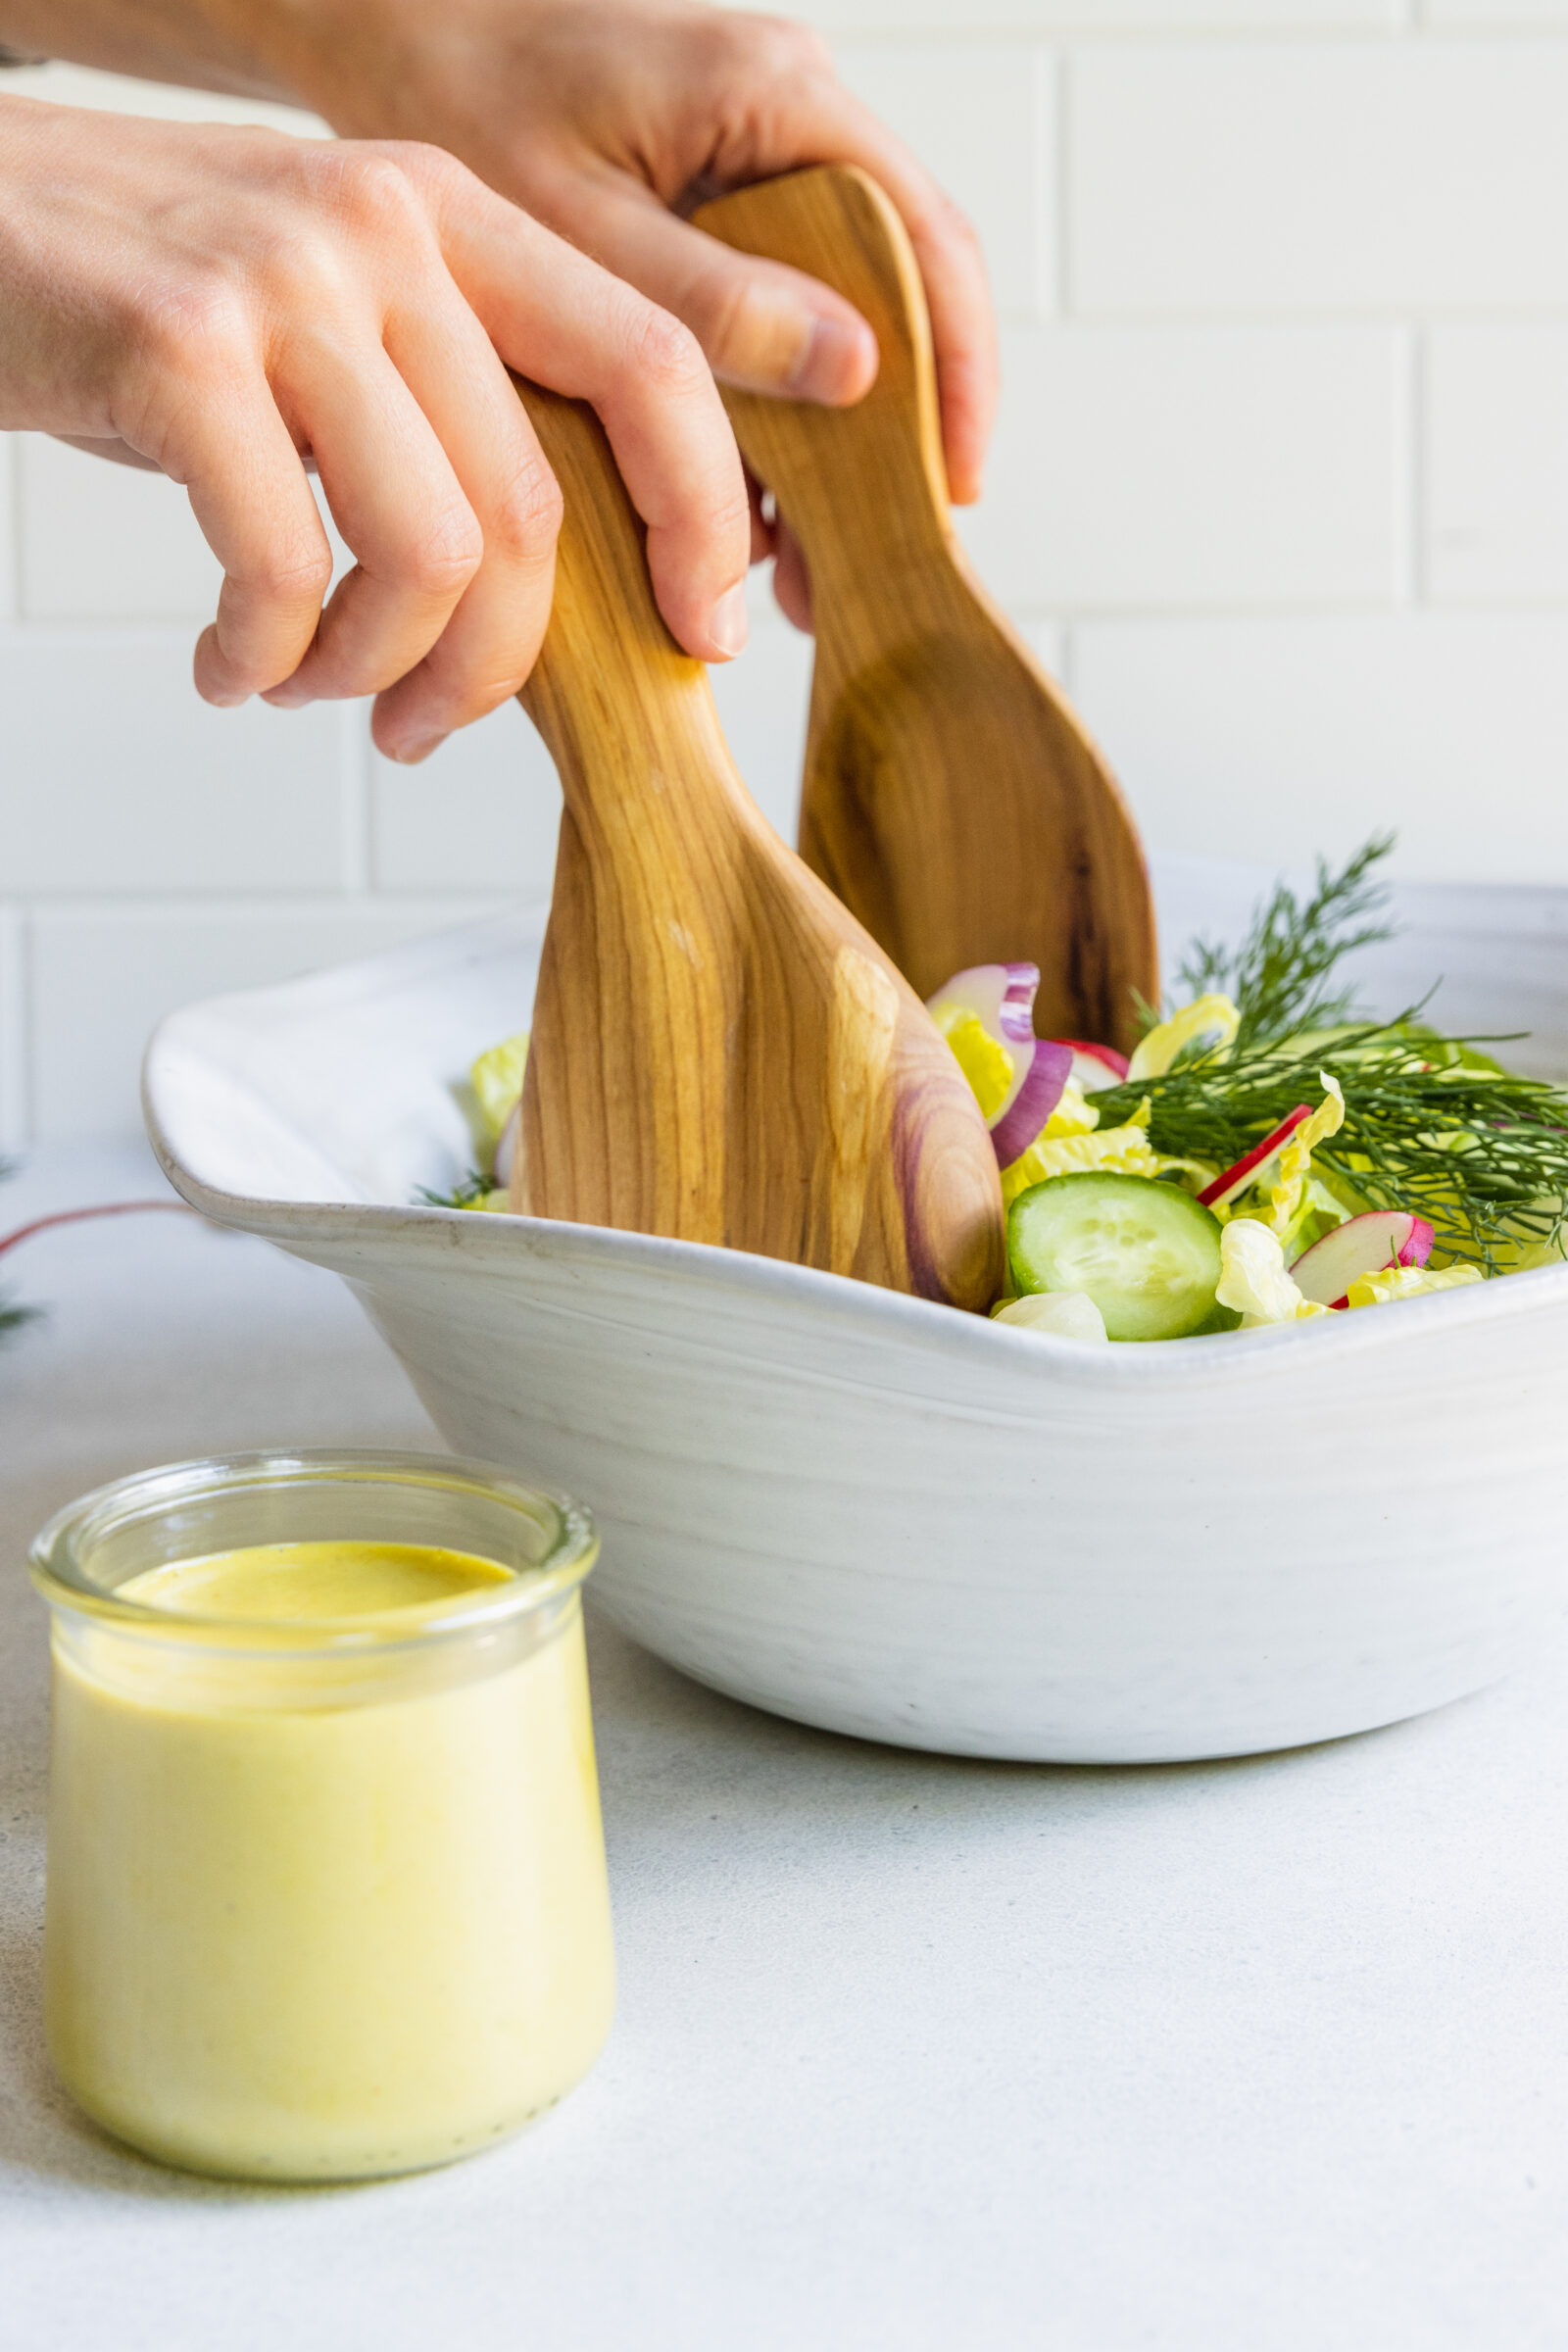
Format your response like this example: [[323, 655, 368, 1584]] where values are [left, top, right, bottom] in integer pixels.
[[144, 857, 1568, 1222]]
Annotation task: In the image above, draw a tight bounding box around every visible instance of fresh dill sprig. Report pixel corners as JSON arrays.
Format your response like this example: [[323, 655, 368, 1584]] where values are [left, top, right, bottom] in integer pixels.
[[0, 1296, 36, 1342], [1093, 1019, 1568, 1271], [415, 1167, 495, 1210], [0, 1156, 38, 1347], [1177, 835, 1398, 1050]]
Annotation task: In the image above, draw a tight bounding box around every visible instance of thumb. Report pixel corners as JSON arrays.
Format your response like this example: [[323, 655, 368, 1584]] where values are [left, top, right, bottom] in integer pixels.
[[546, 170, 879, 407]]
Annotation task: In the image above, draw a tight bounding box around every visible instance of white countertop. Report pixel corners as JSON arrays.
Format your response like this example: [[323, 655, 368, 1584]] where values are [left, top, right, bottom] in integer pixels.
[[3, 1142, 1567, 2351]]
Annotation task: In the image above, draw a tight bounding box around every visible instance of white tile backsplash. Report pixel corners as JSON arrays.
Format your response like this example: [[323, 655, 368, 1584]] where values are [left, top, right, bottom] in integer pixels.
[[0, 444, 15, 627], [369, 700, 564, 897], [1426, 327, 1568, 603], [831, 42, 1052, 316], [1, 635, 346, 894], [0, 905, 26, 1153], [961, 326, 1400, 607], [1072, 613, 1568, 881], [1070, 44, 1568, 314], [29, 900, 507, 1140], [10, 24, 1568, 1139], [19, 436, 224, 623], [736, 0, 1399, 26]]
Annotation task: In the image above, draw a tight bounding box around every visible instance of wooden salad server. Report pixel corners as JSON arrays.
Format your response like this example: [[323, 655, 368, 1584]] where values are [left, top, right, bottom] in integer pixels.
[[693, 165, 1158, 1054], [508, 379, 1005, 1313]]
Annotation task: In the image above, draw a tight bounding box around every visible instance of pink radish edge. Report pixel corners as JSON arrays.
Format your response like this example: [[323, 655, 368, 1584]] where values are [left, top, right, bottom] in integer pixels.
[[1290, 1209, 1434, 1309], [1052, 1039, 1130, 1092], [1198, 1105, 1314, 1211]]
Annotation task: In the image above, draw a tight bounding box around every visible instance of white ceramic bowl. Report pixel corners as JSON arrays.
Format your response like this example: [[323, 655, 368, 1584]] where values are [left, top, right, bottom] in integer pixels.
[[143, 858, 1568, 1763]]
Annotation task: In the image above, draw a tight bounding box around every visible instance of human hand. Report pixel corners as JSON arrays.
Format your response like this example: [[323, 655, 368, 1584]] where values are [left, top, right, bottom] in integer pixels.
[[286, 0, 999, 628], [0, 93, 750, 757]]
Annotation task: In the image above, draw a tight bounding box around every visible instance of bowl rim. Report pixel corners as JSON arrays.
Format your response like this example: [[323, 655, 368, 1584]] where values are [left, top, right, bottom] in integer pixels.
[[141, 906, 1568, 1393]]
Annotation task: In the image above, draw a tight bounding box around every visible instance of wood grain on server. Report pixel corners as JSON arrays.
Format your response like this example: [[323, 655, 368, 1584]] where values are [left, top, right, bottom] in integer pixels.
[[510, 380, 1004, 1312], [693, 165, 1158, 1054]]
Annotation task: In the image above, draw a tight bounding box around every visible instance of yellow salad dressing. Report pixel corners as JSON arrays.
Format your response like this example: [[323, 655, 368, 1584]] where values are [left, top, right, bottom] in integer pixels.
[[43, 1540, 614, 2181]]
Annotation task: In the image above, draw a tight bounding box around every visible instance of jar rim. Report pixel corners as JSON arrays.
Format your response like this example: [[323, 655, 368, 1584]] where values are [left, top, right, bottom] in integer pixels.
[[28, 1447, 599, 1652]]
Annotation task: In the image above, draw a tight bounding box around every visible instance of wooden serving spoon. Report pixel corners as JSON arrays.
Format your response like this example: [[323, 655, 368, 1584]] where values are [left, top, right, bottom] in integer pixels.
[[693, 166, 1158, 1054], [508, 379, 1004, 1313]]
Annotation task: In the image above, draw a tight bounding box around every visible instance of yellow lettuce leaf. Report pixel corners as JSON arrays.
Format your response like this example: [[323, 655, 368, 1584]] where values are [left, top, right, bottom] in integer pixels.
[[1215, 1218, 1330, 1328], [939, 1011, 1014, 1120], [470, 1031, 529, 1146], [1001, 1103, 1160, 1209], [1260, 1073, 1346, 1243], [1127, 993, 1239, 1084], [1346, 1264, 1484, 1309]]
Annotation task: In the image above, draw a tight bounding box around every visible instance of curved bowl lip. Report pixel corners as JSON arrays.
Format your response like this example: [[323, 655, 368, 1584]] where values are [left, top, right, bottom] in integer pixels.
[[29, 1445, 600, 1650], [144, 1065, 1568, 1393]]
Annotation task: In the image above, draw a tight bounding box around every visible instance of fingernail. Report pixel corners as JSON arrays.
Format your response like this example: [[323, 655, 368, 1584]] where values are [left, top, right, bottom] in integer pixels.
[[710, 582, 749, 661], [389, 732, 446, 765], [263, 683, 311, 710], [788, 314, 877, 405]]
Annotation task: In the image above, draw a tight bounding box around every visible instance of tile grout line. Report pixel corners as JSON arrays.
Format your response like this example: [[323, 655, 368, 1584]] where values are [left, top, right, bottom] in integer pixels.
[[1402, 319, 1426, 610]]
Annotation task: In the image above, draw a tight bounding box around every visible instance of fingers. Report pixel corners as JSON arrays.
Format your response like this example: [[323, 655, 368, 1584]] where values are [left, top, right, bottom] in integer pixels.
[[160, 375, 335, 708], [263, 272, 563, 760], [371, 288, 563, 760], [752, 73, 1001, 502], [550, 171, 879, 411], [528, 89, 998, 505], [425, 160, 751, 663]]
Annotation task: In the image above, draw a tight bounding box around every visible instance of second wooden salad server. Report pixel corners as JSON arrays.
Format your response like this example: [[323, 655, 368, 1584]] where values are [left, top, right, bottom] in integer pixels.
[[694, 165, 1158, 1054], [508, 380, 1004, 1313]]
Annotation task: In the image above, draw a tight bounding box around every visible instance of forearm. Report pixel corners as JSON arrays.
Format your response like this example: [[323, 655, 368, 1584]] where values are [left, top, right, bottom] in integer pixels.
[[0, 0, 360, 107]]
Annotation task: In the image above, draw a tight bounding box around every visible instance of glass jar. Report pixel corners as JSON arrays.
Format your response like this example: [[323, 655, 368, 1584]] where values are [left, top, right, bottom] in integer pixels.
[[30, 1448, 613, 2182]]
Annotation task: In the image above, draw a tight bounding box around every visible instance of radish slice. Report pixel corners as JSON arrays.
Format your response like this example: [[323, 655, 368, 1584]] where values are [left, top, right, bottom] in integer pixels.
[[1290, 1210, 1435, 1309], [494, 1098, 523, 1188], [1198, 1105, 1314, 1210], [1050, 1039, 1130, 1093]]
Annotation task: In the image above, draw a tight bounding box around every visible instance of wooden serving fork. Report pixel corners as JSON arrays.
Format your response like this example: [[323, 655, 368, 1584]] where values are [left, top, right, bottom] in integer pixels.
[[509, 379, 1004, 1313], [694, 165, 1157, 1054]]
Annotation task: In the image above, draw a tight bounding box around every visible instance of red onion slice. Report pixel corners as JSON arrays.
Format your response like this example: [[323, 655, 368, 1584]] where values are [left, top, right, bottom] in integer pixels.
[[926, 962, 1042, 1137], [990, 1040, 1074, 1167]]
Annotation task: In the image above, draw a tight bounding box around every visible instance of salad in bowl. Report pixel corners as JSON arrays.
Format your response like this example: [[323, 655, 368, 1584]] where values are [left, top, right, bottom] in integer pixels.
[[432, 838, 1568, 1347]]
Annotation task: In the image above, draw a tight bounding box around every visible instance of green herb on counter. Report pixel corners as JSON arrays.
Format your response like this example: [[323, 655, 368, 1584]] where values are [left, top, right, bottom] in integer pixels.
[[0, 1159, 39, 1346]]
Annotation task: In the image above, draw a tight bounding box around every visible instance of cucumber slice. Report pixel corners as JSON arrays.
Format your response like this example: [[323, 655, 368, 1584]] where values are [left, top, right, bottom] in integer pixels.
[[1006, 1174, 1224, 1343]]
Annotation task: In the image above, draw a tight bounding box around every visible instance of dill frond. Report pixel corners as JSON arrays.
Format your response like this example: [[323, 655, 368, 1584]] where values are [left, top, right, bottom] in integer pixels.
[[1177, 835, 1399, 1050], [415, 1168, 495, 1210], [1093, 1019, 1568, 1271]]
